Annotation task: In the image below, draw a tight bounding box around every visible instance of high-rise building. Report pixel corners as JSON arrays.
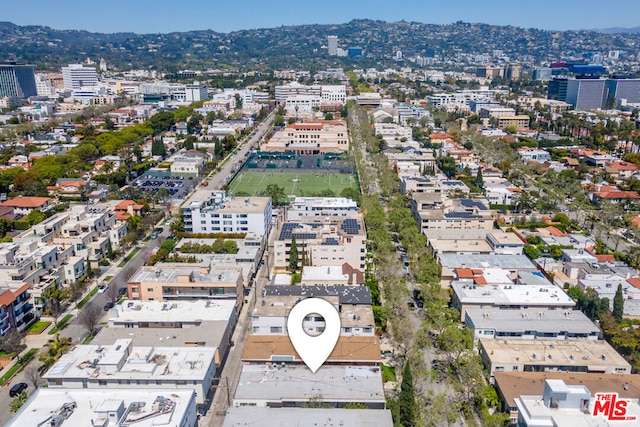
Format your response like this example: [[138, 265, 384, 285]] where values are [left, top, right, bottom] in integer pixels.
[[0, 61, 37, 98], [548, 77, 606, 110], [62, 64, 99, 90], [605, 77, 640, 105], [327, 36, 338, 56]]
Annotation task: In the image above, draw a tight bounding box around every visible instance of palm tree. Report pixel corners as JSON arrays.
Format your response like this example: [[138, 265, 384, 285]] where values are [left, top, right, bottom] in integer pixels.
[[39, 334, 74, 370]]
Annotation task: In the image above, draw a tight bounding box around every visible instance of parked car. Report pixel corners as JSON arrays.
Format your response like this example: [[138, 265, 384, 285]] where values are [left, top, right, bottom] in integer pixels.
[[104, 301, 115, 311], [10, 382, 27, 397], [98, 285, 108, 293]]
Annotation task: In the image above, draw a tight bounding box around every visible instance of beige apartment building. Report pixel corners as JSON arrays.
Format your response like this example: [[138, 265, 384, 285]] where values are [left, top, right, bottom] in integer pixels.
[[127, 265, 244, 308], [497, 115, 530, 129], [274, 215, 366, 271], [262, 120, 349, 154]]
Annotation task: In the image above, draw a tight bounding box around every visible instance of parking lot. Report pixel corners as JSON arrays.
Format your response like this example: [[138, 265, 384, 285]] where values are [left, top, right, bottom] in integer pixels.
[[132, 175, 195, 199]]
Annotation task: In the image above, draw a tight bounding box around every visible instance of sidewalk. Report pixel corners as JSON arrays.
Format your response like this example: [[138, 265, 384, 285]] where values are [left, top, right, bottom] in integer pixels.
[[2, 246, 136, 380]]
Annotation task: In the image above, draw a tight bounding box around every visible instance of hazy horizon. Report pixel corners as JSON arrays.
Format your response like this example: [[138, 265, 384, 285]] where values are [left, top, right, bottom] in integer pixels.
[[3, 0, 640, 35]]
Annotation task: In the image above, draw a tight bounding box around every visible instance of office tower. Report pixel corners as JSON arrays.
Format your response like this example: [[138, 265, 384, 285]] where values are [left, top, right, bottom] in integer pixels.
[[62, 64, 99, 90], [327, 36, 338, 56], [551, 77, 606, 110], [604, 77, 640, 105], [0, 61, 37, 98], [347, 47, 362, 58]]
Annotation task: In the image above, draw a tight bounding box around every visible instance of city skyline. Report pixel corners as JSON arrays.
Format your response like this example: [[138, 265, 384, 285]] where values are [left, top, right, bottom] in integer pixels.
[[3, 0, 640, 34]]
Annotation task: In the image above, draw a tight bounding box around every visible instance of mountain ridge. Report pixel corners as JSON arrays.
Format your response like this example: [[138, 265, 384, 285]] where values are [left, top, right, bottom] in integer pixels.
[[0, 19, 637, 72]]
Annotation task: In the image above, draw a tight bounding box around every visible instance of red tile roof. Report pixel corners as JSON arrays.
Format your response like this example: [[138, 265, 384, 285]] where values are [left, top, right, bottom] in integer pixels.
[[0, 196, 50, 208], [594, 190, 640, 200], [0, 283, 30, 307], [594, 254, 616, 262], [429, 132, 454, 140], [456, 268, 474, 279], [627, 278, 640, 290], [546, 226, 567, 237], [607, 161, 638, 172]]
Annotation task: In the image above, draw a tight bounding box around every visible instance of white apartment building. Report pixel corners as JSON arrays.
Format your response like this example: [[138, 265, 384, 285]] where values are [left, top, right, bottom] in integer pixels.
[[465, 308, 600, 341], [43, 339, 216, 405], [274, 83, 346, 105], [284, 95, 321, 114], [251, 294, 375, 337], [182, 191, 271, 240], [286, 197, 358, 222], [374, 122, 413, 142], [170, 155, 204, 177], [274, 215, 366, 270], [413, 198, 494, 235], [518, 147, 551, 163], [321, 85, 347, 104], [62, 64, 99, 90], [263, 120, 349, 154], [34, 73, 56, 97], [7, 389, 197, 427]]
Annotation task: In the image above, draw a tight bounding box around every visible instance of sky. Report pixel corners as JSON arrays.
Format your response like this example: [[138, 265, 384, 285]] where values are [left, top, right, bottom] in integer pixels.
[[4, 0, 640, 34]]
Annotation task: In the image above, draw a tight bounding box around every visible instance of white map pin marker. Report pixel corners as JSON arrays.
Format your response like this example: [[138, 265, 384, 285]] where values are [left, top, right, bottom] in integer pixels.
[[287, 297, 341, 373]]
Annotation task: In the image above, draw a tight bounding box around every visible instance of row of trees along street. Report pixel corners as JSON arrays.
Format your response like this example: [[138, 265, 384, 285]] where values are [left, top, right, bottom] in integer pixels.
[[347, 101, 508, 426]]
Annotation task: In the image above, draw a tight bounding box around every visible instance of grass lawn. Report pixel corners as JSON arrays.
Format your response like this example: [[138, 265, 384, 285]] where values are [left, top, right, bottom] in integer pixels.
[[0, 348, 38, 386], [104, 275, 113, 281], [118, 248, 140, 267], [77, 287, 99, 309], [381, 363, 397, 383], [48, 314, 73, 335], [229, 172, 357, 197], [26, 320, 51, 334]]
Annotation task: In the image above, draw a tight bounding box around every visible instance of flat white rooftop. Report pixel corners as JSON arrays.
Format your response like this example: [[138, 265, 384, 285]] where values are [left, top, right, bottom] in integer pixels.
[[453, 282, 575, 306], [465, 308, 600, 336], [234, 364, 385, 404], [43, 339, 215, 381], [7, 388, 195, 427], [112, 299, 236, 323], [302, 265, 349, 281], [515, 395, 640, 427], [130, 266, 241, 283], [223, 407, 394, 427]]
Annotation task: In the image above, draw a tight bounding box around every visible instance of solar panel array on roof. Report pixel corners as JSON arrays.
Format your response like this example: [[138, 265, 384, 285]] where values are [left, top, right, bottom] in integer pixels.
[[279, 223, 302, 240], [460, 199, 488, 210], [322, 238, 339, 245], [341, 218, 361, 234], [292, 233, 316, 239], [444, 211, 480, 219], [263, 285, 372, 305]]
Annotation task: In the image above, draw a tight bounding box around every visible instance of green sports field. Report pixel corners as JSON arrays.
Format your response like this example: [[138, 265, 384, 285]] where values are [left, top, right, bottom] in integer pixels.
[[228, 172, 358, 196]]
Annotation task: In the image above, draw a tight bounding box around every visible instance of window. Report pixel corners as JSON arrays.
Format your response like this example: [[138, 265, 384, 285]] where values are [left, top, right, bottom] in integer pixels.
[[131, 287, 139, 293], [270, 326, 283, 333], [98, 380, 107, 386], [253, 327, 259, 333], [344, 327, 352, 333], [363, 327, 373, 333], [147, 288, 154, 292]]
